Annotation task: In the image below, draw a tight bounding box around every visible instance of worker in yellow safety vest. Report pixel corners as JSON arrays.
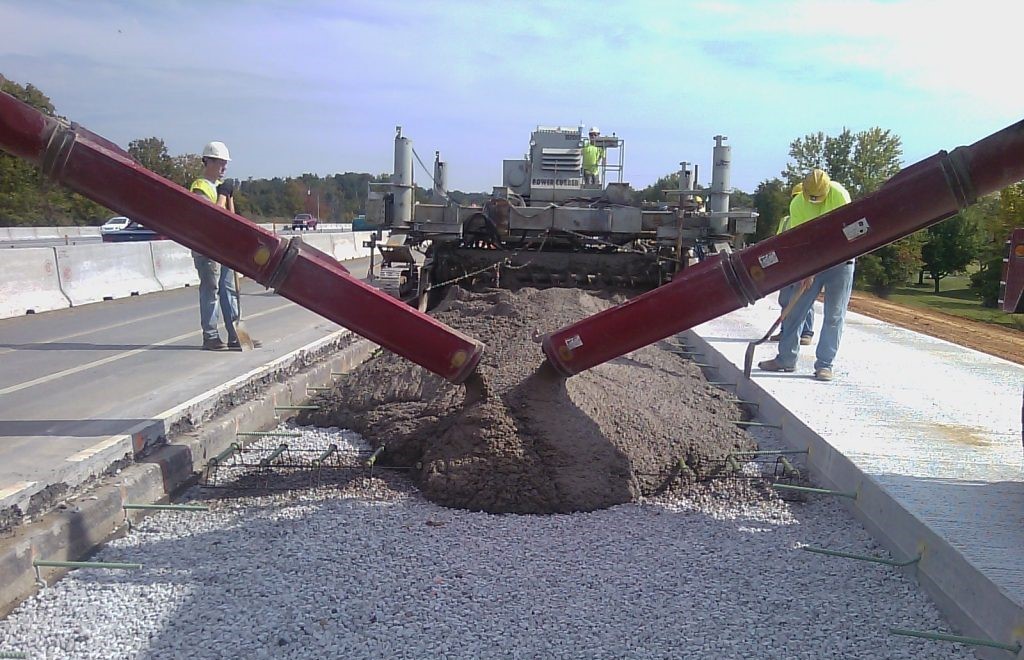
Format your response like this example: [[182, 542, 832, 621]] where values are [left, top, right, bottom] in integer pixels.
[[190, 141, 240, 351], [759, 168, 853, 382], [582, 127, 605, 186]]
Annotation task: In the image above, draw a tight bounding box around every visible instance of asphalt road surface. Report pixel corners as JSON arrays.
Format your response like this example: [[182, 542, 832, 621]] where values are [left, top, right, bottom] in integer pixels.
[[0, 256, 372, 516]]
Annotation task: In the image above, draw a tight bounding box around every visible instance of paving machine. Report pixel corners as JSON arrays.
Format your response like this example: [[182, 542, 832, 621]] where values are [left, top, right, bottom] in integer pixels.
[[370, 125, 758, 309]]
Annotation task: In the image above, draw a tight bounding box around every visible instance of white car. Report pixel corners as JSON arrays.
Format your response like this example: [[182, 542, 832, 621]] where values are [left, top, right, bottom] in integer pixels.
[[100, 216, 131, 233]]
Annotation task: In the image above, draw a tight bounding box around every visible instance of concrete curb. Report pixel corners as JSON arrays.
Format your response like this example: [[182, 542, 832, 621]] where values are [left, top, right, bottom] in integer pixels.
[[682, 329, 1024, 660], [0, 334, 378, 617]]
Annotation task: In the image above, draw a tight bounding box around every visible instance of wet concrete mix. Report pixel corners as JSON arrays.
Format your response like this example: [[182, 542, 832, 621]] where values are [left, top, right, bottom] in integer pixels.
[[301, 287, 754, 514]]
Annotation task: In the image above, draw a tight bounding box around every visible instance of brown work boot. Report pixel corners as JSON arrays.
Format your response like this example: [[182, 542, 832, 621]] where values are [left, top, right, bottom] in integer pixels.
[[202, 338, 227, 351], [758, 358, 795, 373], [800, 335, 813, 346], [814, 367, 833, 381]]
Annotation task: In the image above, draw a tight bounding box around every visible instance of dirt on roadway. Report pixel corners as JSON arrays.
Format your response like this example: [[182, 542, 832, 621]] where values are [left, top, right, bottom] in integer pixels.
[[301, 287, 754, 514]]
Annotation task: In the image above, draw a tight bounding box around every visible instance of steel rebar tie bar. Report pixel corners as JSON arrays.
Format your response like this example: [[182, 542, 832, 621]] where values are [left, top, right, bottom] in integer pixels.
[[773, 483, 857, 499], [732, 449, 808, 456], [0, 651, 28, 659], [802, 545, 920, 567], [706, 381, 736, 387], [237, 431, 302, 437], [275, 405, 320, 411], [123, 503, 208, 512], [888, 628, 1021, 653], [732, 420, 781, 429]]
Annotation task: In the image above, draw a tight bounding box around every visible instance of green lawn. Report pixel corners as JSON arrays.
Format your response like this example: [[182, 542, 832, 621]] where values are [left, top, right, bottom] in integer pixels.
[[856, 272, 1024, 329], [857, 274, 1024, 330]]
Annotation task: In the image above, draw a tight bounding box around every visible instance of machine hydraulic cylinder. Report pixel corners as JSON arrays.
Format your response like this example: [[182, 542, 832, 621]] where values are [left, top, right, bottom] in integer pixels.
[[0, 91, 483, 384], [542, 118, 1024, 376]]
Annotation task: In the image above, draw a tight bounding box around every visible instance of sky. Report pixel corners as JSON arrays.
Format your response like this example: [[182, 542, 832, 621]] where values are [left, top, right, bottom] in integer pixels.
[[2, 0, 1023, 194]]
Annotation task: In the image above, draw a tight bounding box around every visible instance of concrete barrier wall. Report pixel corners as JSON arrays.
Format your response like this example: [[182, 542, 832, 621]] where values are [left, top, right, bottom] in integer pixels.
[[55, 242, 163, 306], [0, 246, 71, 316], [0, 230, 390, 320], [151, 241, 200, 289]]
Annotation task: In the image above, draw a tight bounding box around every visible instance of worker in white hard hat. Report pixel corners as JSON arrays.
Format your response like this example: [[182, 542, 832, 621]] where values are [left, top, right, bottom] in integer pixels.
[[190, 141, 240, 351], [759, 168, 853, 381], [582, 127, 604, 187]]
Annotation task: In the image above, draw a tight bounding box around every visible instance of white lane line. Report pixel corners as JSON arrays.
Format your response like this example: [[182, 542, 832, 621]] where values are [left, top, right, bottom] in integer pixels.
[[0, 304, 193, 357], [0, 302, 295, 396], [0, 480, 37, 502], [63, 327, 352, 464], [66, 436, 128, 463]]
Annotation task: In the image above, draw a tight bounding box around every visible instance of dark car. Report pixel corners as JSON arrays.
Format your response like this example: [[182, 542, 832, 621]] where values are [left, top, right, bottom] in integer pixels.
[[100, 221, 167, 242], [292, 213, 318, 230]]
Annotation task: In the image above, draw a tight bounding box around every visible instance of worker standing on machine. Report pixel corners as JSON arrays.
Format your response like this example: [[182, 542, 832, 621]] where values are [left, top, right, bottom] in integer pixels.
[[190, 141, 240, 351], [758, 169, 853, 381], [582, 127, 605, 187]]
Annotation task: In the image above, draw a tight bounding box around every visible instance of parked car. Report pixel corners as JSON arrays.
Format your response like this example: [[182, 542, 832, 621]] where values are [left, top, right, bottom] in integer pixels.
[[291, 213, 318, 230], [101, 221, 167, 242], [100, 216, 131, 233]]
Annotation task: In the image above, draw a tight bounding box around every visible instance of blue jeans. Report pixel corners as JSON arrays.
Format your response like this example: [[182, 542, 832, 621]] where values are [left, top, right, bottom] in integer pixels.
[[193, 254, 238, 343], [778, 283, 814, 338], [774, 260, 855, 371]]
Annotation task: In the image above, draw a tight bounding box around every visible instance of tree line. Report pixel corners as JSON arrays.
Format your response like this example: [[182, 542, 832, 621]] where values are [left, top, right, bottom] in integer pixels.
[[2, 78, 1019, 308], [0, 78, 482, 227]]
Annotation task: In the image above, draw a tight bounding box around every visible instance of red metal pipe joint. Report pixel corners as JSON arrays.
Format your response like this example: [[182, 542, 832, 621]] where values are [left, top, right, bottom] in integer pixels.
[[544, 118, 1024, 376]]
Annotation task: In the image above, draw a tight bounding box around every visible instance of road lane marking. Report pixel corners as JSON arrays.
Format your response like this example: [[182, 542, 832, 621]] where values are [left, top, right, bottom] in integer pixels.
[[0, 480, 37, 502], [66, 436, 129, 463], [0, 302, 295, 396], [0, 304, 192, 357]]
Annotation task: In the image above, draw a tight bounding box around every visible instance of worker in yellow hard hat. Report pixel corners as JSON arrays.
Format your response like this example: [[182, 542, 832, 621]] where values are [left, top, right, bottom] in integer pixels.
[[771, 180, 814, 344], [582, 127, 605, 187], [759, 168, 853, 381]]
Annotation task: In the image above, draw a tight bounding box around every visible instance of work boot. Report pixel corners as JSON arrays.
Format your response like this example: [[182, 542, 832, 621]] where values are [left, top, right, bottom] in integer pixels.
[[757, 358, 795, 373], [769, 333, 782, 342], [202, 338, 227, 351], [227, 340, 243, 351], [814, 367, 833, 381], [800, 335, 813, 346]]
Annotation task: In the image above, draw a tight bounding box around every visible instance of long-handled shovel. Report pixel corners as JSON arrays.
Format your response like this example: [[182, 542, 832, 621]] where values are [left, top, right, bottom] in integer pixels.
[[743, 278, 812, 378]]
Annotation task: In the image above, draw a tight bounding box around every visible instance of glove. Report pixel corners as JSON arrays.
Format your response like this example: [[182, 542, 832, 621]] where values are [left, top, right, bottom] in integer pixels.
[[217, 179, 235, 198]]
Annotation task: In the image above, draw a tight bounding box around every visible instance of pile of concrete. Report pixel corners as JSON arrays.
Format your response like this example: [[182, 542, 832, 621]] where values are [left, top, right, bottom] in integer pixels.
[[302, 287, 754, 513]]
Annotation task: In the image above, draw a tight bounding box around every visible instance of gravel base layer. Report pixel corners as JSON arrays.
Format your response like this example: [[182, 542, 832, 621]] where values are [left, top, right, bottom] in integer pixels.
[[0, 425, 971, 659]]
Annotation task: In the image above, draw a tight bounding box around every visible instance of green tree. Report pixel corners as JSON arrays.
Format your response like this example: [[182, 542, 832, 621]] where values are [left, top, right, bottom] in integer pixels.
[[751, 178, 790, 242], [920, 214, 982, 293], [128, 137, 178, 180], [969, 186, 1024, 306], [0, 77, 111, 225], [854, 233, 925, 296], [784, 127, 902, 199]]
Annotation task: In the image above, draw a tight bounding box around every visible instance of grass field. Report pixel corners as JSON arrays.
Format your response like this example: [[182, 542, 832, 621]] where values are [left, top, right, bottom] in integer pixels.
[[857, 273, 1024, 330]]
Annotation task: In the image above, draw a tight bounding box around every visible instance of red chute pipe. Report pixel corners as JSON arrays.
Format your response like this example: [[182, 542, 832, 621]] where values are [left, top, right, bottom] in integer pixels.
[[0, 91, 483, 383], [544, 118, 1024, 376]]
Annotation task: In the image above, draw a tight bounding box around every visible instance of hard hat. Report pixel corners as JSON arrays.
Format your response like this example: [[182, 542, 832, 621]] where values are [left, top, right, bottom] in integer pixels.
[[802, 169, 830, 202], [791, 182, 803, 197], [202, 141, 231, 162], [694, 195, 704, 205], [589, 126, 600, 135]]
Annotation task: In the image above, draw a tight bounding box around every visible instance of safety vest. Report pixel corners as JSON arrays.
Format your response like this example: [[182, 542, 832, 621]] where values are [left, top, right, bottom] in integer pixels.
[[190, 178, 218, 203], [582, 143, 604, 174], [787, 181, 851, 230]]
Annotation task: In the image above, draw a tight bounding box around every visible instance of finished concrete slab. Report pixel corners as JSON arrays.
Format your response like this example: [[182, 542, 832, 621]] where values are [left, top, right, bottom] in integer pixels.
[[689, 296, 1024, 658]]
